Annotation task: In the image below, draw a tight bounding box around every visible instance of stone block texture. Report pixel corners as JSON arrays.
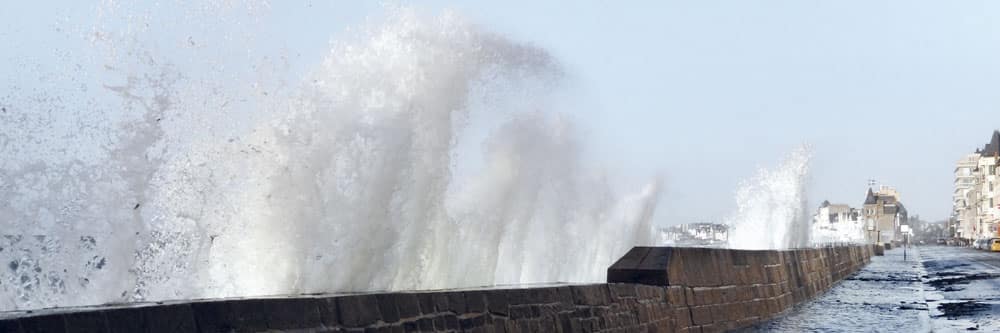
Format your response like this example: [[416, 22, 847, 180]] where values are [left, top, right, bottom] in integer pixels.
[[0, 245, 872, 332], [608, 244, 874, 332]]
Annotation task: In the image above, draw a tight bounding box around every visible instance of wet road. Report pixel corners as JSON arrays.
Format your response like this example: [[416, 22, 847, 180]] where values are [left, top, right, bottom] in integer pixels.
[[746, 246, 930, 332], [747, 245, 1000, 332], [921, 246, 1000, 331]]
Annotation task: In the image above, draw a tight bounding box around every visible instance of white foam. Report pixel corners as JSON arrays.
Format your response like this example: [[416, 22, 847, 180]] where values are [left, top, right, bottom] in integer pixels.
[[726, 146, 813, 250], [0, 7, 660, 311]]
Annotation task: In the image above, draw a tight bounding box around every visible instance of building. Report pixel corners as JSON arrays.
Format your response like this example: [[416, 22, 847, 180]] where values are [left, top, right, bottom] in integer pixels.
[[951, 130, 1000, 242], [658, 223, 728, 247], [811, 201, 865, 243], [953, 153, 981, 242], [975, 131, 1000, 239], [863, 185, 908, 244]]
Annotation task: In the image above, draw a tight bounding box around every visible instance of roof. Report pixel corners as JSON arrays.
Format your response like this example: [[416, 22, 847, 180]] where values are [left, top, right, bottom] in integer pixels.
[[865, 188, 877, 205], [981, 130, 1000, 157], [864, 187, 900, 206]]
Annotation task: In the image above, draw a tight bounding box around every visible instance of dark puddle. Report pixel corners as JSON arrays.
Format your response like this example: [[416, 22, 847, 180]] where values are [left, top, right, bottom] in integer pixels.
[[923, 260, 971, 271], [926, 273, 1000, 289], [924, 272, 967, 279], [937, 301, 991, 319], [899, 302, 929, 311], [849, 273, 920, 283]]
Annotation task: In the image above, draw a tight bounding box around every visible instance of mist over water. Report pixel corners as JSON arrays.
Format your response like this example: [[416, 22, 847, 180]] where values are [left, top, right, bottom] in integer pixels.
[[726, 146, 813, 250], [0, 6, 662, 311]]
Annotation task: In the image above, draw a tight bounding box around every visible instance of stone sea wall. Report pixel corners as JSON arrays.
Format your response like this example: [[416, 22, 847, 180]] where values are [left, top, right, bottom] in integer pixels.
[[0, 245, 872, 332], [606, 245, 874, 332]]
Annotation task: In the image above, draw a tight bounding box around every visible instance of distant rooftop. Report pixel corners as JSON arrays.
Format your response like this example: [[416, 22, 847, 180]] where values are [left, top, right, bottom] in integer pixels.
[[980, 130, 1000, 157], [865, 188, 877, 205], [865, 187, 900, 205]]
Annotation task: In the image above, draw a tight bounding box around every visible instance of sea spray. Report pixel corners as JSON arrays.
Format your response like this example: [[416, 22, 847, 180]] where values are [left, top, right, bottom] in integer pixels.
[[726, 145, 813, 250], [0, 7, 661, 311]]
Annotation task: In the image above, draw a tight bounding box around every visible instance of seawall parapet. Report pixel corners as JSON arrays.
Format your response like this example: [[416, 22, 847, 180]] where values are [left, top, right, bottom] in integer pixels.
[[0, 245, 873, 332], [607, 244, 874, 332]]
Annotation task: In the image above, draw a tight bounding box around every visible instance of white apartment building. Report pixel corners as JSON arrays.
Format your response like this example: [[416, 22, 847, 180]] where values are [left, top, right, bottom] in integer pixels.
[[953, 154, 980, 241], [952, 130, 1000, 241]]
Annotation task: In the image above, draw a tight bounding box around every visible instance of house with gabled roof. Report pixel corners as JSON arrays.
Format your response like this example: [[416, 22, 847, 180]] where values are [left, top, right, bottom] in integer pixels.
[[863, 185, 907, 244]]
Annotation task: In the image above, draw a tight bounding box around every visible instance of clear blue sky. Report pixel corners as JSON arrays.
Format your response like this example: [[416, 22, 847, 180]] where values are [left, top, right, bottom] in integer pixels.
[[4, 1, 1000, 223]]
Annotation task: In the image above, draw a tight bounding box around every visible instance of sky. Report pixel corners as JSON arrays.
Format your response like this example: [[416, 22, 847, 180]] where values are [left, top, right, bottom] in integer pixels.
[[4, 1, 1000, 224]]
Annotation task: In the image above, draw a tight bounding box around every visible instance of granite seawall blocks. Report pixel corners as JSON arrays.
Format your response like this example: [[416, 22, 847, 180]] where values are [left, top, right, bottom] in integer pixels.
[[606, 244, 875, 332], [0, 245, 872, 333]]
